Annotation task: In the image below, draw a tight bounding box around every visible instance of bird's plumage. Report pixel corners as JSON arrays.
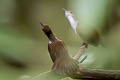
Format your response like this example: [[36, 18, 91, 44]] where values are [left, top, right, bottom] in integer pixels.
[[63, 9, 101, 46], [40, 23, 79, 75]]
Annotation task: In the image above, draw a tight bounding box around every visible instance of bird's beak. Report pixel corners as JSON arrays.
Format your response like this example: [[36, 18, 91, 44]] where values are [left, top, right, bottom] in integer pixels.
[[40, 22, 44, 27]]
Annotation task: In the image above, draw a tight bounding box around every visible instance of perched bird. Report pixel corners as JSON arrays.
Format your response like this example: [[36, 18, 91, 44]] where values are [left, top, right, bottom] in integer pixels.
[[63, 8, 101, 46], [40, 23, 79, 75]]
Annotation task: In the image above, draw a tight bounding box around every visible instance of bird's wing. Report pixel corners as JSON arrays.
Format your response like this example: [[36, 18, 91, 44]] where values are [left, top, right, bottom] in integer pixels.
[[63, 8, 78, 34], [48, 41, 56, 63], [54, 40, 69, 59]]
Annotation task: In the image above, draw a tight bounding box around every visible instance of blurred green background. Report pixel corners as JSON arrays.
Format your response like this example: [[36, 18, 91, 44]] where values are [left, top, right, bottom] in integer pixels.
[[0, 0, 120, 80]]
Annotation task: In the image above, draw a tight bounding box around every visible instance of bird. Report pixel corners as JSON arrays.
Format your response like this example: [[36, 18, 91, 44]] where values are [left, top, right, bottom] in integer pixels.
[[40, 23, 79, 75], [63, 8, 101, 46]]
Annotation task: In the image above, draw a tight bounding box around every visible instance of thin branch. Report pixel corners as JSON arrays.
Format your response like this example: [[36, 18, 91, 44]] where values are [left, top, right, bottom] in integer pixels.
[[71, 68, 120, 80]]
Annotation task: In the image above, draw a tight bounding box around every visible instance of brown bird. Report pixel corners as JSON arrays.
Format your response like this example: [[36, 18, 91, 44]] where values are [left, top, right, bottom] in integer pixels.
[[40, 23, 79, 75]]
